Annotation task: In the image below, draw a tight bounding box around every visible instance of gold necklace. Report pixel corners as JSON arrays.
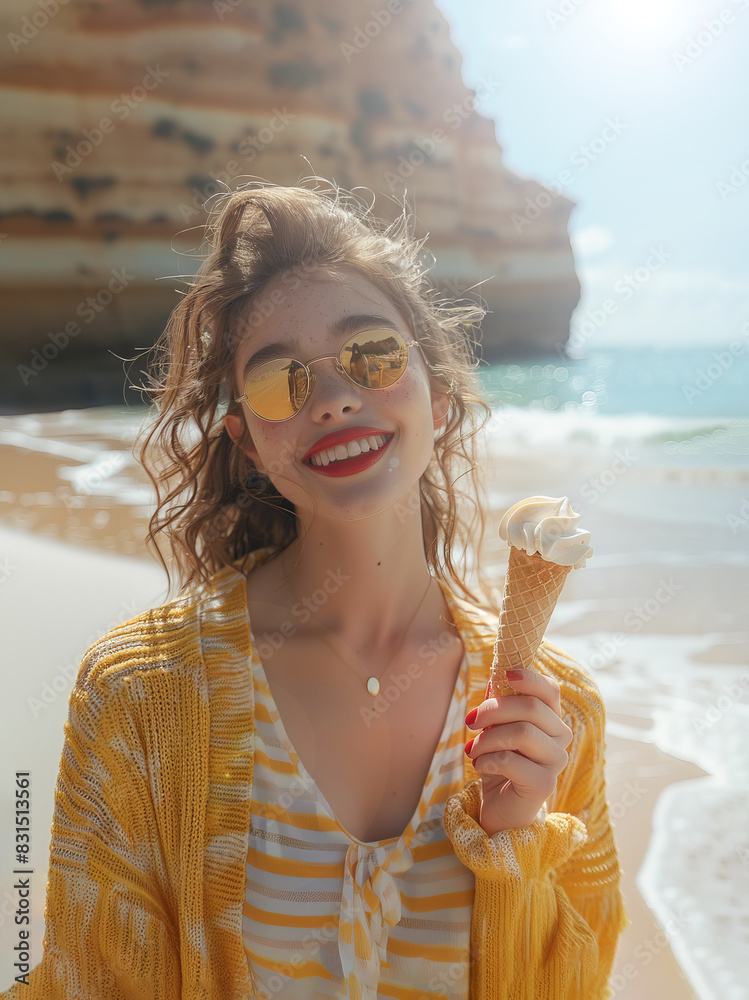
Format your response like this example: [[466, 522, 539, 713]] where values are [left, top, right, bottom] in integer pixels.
[[289, 574, 435, 697]]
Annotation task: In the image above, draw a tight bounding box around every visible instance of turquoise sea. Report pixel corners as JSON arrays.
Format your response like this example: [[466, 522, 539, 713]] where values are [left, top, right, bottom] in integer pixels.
[[477, 345, 749, 420]]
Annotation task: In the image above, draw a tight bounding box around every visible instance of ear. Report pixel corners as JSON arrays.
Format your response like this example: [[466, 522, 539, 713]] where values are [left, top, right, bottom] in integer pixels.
[[431, 389, 450, 430], [224, 413, 264, 471]]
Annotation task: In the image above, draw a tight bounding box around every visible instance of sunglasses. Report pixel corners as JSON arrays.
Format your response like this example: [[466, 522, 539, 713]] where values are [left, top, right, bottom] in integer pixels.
[[235, 328, 422, 421]]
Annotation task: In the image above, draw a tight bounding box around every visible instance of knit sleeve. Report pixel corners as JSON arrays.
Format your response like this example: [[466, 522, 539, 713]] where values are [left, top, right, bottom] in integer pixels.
[[0, 647, 181, 999], [443, 641, 629, 1000]]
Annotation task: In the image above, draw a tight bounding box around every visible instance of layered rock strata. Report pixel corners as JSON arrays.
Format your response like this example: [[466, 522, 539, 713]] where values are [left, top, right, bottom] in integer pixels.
[[0, 0, 579, 409]]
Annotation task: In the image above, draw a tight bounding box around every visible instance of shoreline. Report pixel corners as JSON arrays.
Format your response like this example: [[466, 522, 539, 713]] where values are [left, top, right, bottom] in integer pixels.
[[603, 730, 704, 999]]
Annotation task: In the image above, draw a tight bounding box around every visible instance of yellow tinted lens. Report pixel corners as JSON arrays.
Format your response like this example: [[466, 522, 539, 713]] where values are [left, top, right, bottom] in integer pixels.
[[245, 359, 308, 420], [340, 330, 409, 389]]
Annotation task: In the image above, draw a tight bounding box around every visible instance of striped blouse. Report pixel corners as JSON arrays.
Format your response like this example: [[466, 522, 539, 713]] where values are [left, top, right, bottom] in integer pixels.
[[242, 624, 475, 1000]]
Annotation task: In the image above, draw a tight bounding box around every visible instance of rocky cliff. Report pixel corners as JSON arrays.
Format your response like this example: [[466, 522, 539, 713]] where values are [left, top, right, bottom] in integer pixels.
[[0, 0, 579, 410]]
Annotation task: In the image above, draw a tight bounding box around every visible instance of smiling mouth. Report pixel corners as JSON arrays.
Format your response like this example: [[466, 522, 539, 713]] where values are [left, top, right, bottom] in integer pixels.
[[306, 433, 391, 468]]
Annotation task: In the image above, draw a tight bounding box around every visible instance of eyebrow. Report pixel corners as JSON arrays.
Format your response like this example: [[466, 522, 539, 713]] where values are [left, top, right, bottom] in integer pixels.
[[241, 313, 400, 380]]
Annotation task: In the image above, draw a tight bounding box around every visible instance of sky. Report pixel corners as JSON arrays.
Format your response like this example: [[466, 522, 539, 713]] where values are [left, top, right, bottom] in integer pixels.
[[434, 0, 749, 352]]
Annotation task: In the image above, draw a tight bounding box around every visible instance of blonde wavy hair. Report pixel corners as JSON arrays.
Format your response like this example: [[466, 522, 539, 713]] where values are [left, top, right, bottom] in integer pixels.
[[136, 176, 493, 603]]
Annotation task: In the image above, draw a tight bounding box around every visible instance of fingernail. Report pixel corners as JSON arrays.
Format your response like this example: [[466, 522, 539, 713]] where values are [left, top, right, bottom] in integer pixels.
[[485, 680, 491, 698], [464, 738, 475, 756], [465, 707, 478, 727], [506, 670, 523, 681]]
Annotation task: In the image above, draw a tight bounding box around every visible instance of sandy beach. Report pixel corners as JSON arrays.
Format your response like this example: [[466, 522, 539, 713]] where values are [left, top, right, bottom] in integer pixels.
[[2, 405, 748, 998]]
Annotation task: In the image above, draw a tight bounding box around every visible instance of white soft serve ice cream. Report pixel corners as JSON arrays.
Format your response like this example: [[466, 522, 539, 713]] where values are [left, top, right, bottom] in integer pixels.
[[498, 496, 593, 569]]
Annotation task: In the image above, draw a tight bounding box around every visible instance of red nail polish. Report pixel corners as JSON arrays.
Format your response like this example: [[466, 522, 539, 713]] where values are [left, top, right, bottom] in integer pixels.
[[464, 737, 475, 756], [465, 707, 478, 727], [506, 670, 523, 681]]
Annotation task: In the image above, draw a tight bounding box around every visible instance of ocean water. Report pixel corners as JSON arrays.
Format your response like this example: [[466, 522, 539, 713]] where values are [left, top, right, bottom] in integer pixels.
[[477, 344, 749, 420]]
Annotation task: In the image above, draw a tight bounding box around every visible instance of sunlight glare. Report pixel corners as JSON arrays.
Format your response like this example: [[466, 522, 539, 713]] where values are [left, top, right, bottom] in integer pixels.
[[592, 0, 690, 52]]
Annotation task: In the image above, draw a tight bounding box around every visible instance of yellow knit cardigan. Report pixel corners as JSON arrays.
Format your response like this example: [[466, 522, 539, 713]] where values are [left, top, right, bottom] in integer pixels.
[[1, 552, 628, 999]]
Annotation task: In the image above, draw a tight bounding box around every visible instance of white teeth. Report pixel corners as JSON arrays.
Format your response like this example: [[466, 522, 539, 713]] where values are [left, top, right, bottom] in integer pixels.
[[309, 434, 390, 466]]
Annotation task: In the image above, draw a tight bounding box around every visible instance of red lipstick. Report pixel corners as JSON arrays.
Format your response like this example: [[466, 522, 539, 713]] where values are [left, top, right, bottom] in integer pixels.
[[302, 426, 392, 461], [308, 438, 393, 477], [304, 432, 394, 478]]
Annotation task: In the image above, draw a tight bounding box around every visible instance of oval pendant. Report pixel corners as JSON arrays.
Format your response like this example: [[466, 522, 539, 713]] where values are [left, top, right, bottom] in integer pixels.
[[366, 677, 380, 697]]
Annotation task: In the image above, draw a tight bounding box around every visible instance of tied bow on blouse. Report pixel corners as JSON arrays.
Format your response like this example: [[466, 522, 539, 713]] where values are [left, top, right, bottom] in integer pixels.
[[339, 843, 403, 999]]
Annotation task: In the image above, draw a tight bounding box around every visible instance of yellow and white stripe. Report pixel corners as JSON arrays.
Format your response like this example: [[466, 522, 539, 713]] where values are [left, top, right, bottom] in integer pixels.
[[242, 640, 474, 999]]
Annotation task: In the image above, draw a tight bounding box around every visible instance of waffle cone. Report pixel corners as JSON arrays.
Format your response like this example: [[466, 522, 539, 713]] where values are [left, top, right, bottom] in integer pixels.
[[489, 548, 572, 696]]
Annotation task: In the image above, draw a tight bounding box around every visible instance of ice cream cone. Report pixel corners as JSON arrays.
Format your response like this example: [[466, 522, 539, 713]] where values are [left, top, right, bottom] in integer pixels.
[[489, 547, 572, 697]]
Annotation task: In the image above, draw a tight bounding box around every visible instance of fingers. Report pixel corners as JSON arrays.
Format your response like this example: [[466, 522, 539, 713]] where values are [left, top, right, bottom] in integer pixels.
[[467, 719, 569, 772], [467, 690, 572, 747], [473, 750, 559, 803], [503, 668, 562, 715]]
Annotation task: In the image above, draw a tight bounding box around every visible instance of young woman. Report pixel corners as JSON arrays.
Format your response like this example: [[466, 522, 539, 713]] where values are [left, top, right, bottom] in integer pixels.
[[2, 180, 627, 1000]]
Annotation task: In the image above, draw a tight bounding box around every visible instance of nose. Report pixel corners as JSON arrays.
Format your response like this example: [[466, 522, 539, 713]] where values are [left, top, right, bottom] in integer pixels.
[[305, 358, 362, 421]]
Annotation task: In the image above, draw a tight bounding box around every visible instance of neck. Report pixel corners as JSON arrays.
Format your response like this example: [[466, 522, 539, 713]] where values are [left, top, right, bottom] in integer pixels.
[[274, 487, 439, 652]]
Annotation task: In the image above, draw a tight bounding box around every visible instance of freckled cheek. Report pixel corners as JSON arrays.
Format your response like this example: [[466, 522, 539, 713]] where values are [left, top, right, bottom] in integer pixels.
[[245, 422, 296, 467], [402, 374, 437, 418], [394, 369, 431, 405], [259, 429, 295, 459]]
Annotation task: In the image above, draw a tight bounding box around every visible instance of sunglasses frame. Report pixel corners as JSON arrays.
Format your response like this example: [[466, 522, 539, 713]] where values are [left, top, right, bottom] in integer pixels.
[[234, 328, 423, 422]]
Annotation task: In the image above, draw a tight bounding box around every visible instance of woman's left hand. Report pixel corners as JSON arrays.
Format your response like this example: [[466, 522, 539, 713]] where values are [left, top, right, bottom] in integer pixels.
[[464, 668, 573, 836]]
